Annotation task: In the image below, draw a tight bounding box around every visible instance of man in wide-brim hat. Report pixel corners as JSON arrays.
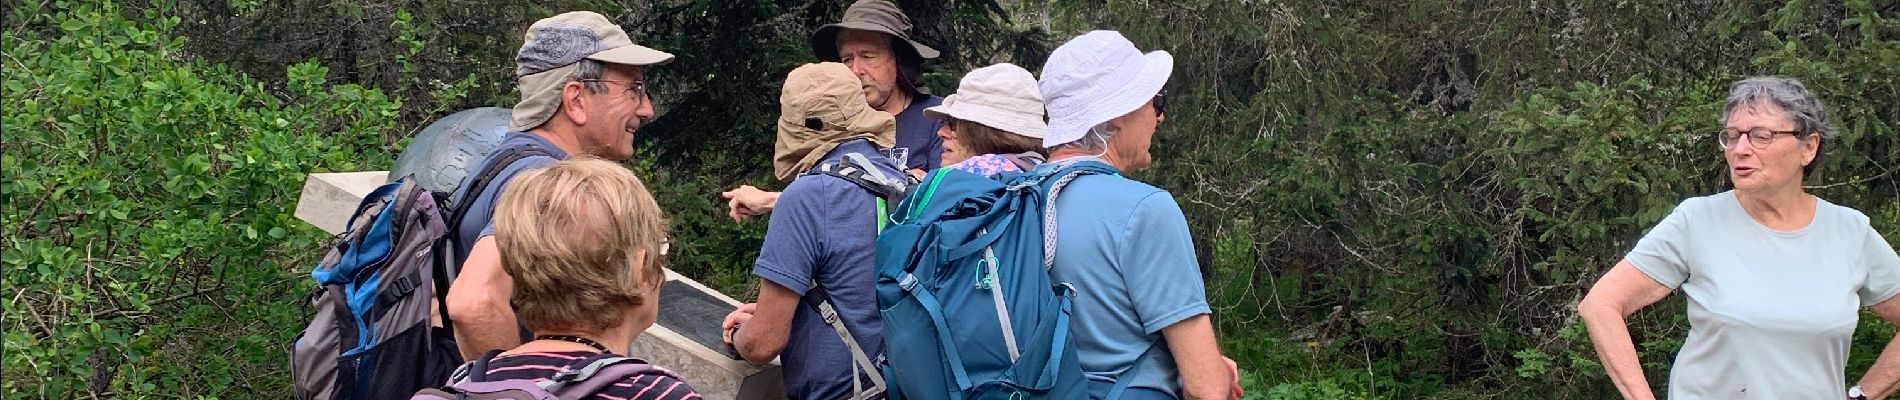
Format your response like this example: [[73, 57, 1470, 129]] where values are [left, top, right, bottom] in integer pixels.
[[722, 0, 947, 221]]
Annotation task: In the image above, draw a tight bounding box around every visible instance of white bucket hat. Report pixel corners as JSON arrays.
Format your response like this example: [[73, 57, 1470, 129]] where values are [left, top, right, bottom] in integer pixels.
[[923, 63, 1046, 140], [1039, 30, 1172, 148]]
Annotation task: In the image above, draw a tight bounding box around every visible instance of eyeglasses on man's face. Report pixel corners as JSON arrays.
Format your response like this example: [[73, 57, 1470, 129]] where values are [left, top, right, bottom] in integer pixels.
[[578, 79, 648, 106]]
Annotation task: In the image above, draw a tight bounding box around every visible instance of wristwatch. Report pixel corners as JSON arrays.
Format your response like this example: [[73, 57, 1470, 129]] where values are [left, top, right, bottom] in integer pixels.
[[722, 324, 745, 360], [1849, 385, 1867, 400]]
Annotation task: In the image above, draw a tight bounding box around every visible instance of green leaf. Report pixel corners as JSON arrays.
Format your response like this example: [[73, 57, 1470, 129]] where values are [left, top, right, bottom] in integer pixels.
[[58, 17, 84, 32]]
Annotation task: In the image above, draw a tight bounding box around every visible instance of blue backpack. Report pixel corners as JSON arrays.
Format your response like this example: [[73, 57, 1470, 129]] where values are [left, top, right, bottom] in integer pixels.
[[293, 147, 550, 400], [875, 160, 1145, 400]]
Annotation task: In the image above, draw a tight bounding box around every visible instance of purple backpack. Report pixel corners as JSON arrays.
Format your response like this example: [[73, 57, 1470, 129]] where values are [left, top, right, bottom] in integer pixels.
[[411, 350, 673, 400]]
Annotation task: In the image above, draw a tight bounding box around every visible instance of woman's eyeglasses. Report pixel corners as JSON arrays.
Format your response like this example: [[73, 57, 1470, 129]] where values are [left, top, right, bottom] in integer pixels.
[[1716, 127, 1801, 150]]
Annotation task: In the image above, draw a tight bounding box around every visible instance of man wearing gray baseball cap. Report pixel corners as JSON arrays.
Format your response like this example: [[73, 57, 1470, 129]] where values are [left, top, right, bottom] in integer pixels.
[[445, 11, 673, 361]]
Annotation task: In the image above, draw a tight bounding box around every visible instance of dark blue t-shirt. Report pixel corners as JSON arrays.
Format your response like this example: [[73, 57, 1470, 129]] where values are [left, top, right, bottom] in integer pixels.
[[752, 139, 900, 400], [894, 94, 945, 171], [448, 131, 566, 269]]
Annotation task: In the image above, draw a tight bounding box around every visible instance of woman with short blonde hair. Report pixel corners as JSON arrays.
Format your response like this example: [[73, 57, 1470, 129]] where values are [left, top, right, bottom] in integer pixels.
[[475, 157, 697, 400], [496, 158, 669, 334]]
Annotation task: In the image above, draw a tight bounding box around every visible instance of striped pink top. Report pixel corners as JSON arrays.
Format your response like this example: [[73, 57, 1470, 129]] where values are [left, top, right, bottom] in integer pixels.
[[481, 351, 701, 400]]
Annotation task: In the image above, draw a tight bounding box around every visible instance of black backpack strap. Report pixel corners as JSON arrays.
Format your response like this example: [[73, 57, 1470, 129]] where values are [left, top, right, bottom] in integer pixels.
[[436, 145, 553, 334], [446, 146, 556, 238], [432, 237, 457, 340]]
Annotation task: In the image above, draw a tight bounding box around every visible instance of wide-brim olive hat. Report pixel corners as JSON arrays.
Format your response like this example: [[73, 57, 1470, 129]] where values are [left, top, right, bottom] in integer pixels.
[[810, 0, 940, 61]]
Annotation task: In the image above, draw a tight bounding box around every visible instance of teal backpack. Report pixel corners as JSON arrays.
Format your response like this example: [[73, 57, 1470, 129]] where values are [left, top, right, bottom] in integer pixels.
[[874, 160, 1159, 400]]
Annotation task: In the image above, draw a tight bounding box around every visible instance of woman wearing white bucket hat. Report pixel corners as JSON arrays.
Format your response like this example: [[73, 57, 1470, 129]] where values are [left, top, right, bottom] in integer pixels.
[[1034, 31, 1240, 400], [923, 63, 1049, 177]]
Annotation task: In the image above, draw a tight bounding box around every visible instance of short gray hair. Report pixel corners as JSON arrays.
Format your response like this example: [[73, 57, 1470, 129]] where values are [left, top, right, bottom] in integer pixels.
[[574, 59, 608, 93], [1721, 76, 1831, 177], [1049, 121, 1118, 154]]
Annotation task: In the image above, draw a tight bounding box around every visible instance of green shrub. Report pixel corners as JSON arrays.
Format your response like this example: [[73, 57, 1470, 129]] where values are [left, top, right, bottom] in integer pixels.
[[1, 1, 405, 397]]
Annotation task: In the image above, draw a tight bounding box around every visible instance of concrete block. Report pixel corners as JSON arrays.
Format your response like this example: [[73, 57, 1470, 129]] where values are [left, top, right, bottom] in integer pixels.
[[294, 171, 391, 235]]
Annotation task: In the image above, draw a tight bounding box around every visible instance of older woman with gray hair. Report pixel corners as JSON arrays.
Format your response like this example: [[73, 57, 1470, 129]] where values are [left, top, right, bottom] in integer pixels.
[[1579, 76, 1900, 400]]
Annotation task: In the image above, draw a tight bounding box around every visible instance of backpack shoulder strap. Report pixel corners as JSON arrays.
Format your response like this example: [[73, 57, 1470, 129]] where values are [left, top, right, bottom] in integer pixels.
[[543, 354, 671, 399], [435, 146, 552, 342], [803, 281, 888, 398], [1005, 152, 1046, 171], [1103, 341, 1167, 400], [799, 153, 901, 398], [1038, 161, 1120, 271], [450, 349, 506, 384], [447, 145, 556, 230], [812, 152, 913, 232], [812, 152, 909, 200]]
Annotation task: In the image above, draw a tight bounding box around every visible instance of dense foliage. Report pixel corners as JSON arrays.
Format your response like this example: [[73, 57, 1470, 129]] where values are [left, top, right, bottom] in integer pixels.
[[3, 0, 1895, 398], [2, 1, 403, 396]]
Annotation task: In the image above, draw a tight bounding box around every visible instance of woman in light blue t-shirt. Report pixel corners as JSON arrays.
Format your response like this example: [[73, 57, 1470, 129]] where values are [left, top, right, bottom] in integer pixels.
[[1578, 77, 1900, 400]]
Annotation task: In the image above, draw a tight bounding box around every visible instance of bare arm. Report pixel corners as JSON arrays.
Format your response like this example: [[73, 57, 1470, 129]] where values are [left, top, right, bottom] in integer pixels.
[[446, 237, 523, 360], [1161, 314, 1233, 400], [1855, 295, 1900, 399], [1578, 260, 1674, 400], [720, 280, 798, 364]]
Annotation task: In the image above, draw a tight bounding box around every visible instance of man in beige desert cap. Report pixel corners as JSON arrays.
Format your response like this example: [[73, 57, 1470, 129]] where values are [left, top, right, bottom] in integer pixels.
[[446, 10, 674, 361]]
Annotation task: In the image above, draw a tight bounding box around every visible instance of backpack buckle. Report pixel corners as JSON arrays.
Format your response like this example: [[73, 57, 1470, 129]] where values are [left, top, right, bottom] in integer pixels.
[[819, 302, 842, 324]]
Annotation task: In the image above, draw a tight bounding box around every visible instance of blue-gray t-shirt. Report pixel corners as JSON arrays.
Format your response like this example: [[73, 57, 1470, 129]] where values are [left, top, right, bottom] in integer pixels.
[[1035, 159, 1211, 395], [894, 94, 945, 171], [752, 139, 900, 400], [448, 131, 566, 268], [1626, 191, 1900, 399]]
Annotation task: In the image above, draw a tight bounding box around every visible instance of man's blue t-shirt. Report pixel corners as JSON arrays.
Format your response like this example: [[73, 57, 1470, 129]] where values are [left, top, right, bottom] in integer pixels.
[[448, 131, 566, 268], [1035, 159, 1211, 396], [893, 94, 945, 171], [752, 139, 900, 399]]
